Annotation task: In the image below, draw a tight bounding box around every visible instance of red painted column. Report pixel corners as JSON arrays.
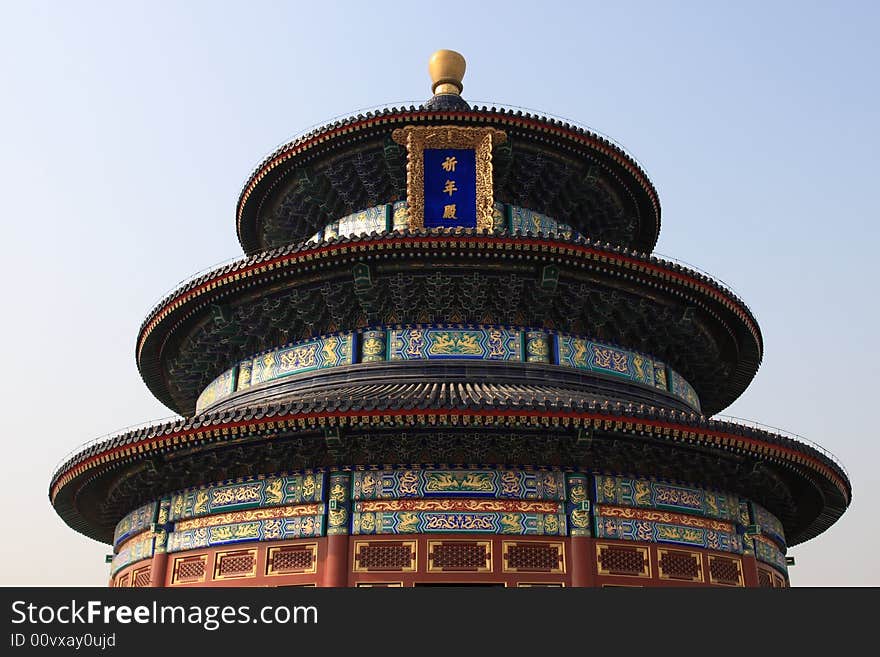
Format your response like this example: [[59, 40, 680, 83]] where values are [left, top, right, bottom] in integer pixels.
[[322, 535, 350, 587], [566, 474, 593, 587], [742, 554, 760, 588], [569, 537, 592, 587], [322, 471, 351, 587], [149, 551, 169, 587]]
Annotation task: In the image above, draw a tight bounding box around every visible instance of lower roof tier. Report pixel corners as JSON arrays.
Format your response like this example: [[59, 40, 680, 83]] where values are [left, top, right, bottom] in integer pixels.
[[137, 231, 762, 417], [50, 383, 849, 549]]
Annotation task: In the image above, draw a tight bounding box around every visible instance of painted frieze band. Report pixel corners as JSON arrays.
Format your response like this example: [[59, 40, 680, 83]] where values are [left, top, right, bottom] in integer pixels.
[[193, 369, 236, 418], [669, 369, 700, 414], [351, 469, 566, 500], [110, 469, 788, 573], [197, 336, 353, 412], [168, 473, 325, 522], [351, 468, 568, 536], [111, 532, 155, 576], [113, 501, 158, 547], [388, 327, 522, 361], [352, 510, 566, 536], [166, 515, 324, 553], [594, 474, 739, 522], [751, 501, 787, 549], [754, 534, 788, 575], [557, 336, 663, 390], [594, 511, 743, 553], [195, 326, 701, 414]]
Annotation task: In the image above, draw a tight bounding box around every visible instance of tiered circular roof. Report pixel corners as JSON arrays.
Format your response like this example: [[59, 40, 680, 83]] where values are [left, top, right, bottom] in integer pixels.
[[49, 390, 849, 547], [50, 60, 850, 558]]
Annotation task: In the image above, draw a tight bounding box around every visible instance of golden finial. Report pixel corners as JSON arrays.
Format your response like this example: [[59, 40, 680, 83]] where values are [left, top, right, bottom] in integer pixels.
[[429, 49, 466, 96]]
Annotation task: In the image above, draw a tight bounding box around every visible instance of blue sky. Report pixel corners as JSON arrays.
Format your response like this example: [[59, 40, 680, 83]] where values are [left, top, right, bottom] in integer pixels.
[[1, 1, 876, 585]]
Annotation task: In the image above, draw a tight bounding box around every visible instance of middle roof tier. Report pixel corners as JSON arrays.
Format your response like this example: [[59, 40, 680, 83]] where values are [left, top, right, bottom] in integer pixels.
[[137, 230, 761, 417]]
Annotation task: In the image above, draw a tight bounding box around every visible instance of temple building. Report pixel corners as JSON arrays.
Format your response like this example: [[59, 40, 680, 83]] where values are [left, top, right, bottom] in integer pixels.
[[50, 51, 850, 587]]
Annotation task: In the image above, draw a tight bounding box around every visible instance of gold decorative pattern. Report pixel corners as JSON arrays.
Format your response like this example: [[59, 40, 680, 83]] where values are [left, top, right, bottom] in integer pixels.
[[356, 499, 562, 513], [210, 482, 262, 508], [391, 125, 506, 232], [174, 503, 323, 531], [424, 471, 494, 493], [596, 505, 735, 533], [265, 477, 284, 505]]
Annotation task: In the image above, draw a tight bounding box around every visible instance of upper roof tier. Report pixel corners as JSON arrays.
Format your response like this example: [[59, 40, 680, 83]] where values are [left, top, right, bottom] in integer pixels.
[[236, 88, 661, 255]]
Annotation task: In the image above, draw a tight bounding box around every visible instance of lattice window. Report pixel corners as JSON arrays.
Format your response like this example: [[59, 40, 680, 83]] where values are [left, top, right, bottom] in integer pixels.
[[354, 541, 416, 572], [707, 555, 742, 586], [172, 556, 207, 584], [131, 567, 151, 587], [428, 541, 491, 572], [773, 574, 787, 588], [267, 545, 317, 575], [503, 542, 564, 573], [758, 569, 773, 588], [596, 544, 650, 577], [116, 573, 130, 588], [214, 550, 256, 580], [657, 549, 702, 582]]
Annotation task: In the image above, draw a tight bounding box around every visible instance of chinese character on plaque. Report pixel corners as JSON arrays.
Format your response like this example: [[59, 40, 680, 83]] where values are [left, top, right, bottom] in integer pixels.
[[424, 148, 476, 228]]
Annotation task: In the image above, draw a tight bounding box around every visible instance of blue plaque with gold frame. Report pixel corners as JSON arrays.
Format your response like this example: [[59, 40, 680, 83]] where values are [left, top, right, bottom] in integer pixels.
[[392, 125, 506, 231], [424, 148, 477, 228]]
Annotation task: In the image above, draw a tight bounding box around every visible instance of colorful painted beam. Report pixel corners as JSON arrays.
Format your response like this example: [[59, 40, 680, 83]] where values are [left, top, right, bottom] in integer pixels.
[[194, 325, 701, 414], [109, 468, 787, 577]]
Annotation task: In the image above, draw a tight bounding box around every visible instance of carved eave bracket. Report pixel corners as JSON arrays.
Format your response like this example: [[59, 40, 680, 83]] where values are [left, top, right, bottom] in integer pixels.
[[392, 125, 507, 232]]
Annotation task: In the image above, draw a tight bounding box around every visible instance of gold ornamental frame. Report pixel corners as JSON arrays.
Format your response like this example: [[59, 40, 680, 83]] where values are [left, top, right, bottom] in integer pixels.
[[391, 125, 507, 231], [426, 539, 493, 573], [656, 547, 704, 583], [501, 540, 566, 574], [352, 539, 418, 573], [212, 548, 258, 581]]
